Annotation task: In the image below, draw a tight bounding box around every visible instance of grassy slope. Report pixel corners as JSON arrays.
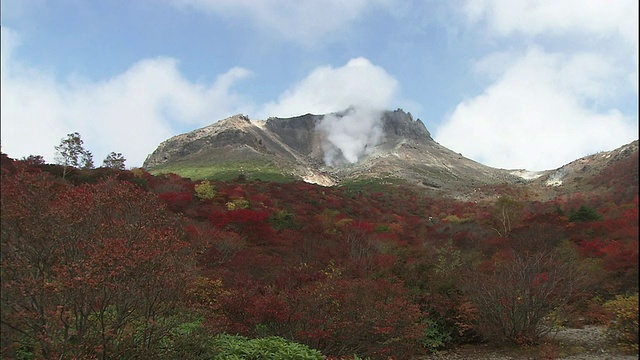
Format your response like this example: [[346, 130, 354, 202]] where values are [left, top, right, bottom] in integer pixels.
[[148, 160, 299, 183]]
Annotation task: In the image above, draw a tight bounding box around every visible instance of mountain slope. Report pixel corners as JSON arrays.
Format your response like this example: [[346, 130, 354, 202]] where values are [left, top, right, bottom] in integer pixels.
[[524, 140, 639, 201], [143, 109, 522, 190], [143, 109, 638, 202]]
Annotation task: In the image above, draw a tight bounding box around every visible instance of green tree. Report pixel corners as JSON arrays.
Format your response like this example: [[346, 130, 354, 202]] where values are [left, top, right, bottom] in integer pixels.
[[102, 151, 126, 170], [54, 132, 93, 177], [81, 150, 94, 169], [21, 154, 46, 165], [569, 205, 602, 222]]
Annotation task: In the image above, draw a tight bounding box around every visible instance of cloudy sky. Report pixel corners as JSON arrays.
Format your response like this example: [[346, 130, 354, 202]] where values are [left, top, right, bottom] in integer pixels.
[[1, 0, 637, 171]]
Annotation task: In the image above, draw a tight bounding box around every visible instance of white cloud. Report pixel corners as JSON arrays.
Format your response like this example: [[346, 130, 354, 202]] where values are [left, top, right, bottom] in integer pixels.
[[2, 25, 401, 170], [463, 0, 638, 45], [474, 49, 627, 103], [258, 57, 398, 118], [463, 0, 638, 90], [169, 0, 393, 44], [435, 48, 638, 171], [1, 27, 252, 167], [440, 1, 639, 170]]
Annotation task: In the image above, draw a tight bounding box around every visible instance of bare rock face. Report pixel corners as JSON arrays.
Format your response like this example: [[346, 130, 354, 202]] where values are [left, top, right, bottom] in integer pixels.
[[381, 109, 432, 142], [263, 113, 323, 157]]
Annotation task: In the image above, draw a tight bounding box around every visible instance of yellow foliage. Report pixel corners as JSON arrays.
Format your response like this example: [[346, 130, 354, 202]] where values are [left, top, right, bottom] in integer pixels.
[[131, 167, 146, 178], [318, 209, 341, 234], [443, 214, 463, 223], [320, 260, 342, 278], [194, 180, 216, 200], [387, 223, 403, 233], [604, 293, 639, 352], [187, 277, 227, 307], [336, 218, 354, 228], [226, 198, 250, 210]]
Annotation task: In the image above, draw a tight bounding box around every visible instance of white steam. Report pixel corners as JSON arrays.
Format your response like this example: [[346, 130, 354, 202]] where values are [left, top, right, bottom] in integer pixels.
[[317, 106, 384, 166], [257, 57, 398, 167]]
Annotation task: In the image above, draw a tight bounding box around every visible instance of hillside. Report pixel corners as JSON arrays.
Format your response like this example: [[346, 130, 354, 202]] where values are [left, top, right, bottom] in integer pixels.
[[4, 109, 637, 359], [2, 152, 638, 359]]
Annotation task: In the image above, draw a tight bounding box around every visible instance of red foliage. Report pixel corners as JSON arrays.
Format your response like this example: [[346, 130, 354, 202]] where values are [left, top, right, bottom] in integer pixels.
[[577, 238, 608, 257], [1, 167, 194, 359], [601, 240, 639, 273], [158, 190, 193, 211], [214, 270, 426, 359], [3, 151, 638, 357], [209, 209, 275, 243]]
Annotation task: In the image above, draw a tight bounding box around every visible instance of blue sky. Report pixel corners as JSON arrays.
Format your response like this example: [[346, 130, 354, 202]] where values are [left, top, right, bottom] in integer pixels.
[[1, 0, 638, 171]]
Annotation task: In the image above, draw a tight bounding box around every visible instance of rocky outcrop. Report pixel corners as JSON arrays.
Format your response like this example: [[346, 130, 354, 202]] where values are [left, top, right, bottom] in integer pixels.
[[381, 109, 432, 142], [263, 113, 323, 157]]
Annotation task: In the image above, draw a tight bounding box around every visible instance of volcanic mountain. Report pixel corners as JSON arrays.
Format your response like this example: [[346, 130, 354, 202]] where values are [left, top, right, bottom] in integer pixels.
[[143, 108, 638, 201]]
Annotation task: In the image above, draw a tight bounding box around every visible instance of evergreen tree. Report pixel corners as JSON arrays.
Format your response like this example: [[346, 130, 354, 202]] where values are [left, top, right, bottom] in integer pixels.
[[569, 205, 602, 222]]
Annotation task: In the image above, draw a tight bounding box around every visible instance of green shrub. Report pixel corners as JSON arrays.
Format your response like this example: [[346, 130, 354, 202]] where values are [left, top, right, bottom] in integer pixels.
[[422, 318, 453, 353], [603, 293, 639, 352], [212, 334, 325, 360], [269, 209, 297, 231], [160, 315, 216, 360]]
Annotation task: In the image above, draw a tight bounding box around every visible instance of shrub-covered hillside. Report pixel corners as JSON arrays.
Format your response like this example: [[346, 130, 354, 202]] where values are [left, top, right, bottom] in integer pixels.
[[1, 153, 637, 359]]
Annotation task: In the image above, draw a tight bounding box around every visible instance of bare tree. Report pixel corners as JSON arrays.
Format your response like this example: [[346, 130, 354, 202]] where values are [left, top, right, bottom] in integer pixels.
[[466, 248, 587, 344], [490, 196, 523, 237]]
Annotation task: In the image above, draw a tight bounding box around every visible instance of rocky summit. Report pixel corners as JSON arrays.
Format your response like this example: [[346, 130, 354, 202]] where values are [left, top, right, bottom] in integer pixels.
[[143, 108, 638, 201]]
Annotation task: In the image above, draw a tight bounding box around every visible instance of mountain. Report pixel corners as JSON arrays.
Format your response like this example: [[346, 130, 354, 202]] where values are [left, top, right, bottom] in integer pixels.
[[143, 109, 638, 201], [144, 109, 520, 186]]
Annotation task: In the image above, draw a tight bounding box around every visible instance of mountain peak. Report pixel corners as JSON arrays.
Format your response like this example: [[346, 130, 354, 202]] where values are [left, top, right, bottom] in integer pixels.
[[142, 109, 517, 191], [142, 109, 638, 201], [382, 108, 432, 142]]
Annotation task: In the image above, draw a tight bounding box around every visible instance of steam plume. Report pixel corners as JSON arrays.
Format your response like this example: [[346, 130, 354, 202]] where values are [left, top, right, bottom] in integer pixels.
[[317, 106, 384, 166]]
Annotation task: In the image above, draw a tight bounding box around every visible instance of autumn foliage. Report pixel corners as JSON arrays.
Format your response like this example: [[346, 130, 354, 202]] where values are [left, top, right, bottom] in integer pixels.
[[1, 164, 194, 359], [1, 153, 638, 358]]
